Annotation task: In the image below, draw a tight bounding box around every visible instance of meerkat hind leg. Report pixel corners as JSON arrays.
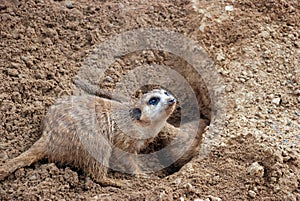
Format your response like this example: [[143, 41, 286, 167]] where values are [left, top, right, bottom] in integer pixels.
[[0, 139, 46, 180], [82, 151, 125, 188]]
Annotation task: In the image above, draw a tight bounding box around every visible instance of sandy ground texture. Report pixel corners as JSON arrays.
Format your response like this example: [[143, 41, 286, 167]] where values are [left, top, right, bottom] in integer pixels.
[[1, 0, 300, 200]]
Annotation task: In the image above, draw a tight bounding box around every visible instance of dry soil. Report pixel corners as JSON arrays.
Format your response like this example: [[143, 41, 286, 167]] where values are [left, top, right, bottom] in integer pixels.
[[0, 0, 299, 200]]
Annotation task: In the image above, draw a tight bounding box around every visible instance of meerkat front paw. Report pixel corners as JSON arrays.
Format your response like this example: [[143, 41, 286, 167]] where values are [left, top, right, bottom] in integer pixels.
[[93, 176, 129, 188]]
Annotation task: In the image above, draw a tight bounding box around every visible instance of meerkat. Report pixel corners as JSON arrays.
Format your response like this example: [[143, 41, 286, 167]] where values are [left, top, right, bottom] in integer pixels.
[[0, 89, 176, 187], [74, 79, 210, 175]]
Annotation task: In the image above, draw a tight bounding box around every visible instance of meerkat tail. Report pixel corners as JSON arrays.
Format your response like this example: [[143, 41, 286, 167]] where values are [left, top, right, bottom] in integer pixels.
[[0, 137, 47, 180]]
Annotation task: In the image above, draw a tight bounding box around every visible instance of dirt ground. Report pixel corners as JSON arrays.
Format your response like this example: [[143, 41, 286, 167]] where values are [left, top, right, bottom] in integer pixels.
[[1, 0, 300, 200]]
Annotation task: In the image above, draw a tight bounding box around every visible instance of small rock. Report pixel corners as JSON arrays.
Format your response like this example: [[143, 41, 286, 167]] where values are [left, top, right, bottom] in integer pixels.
[[66, 2, 74, 9], [0, 151, 8, 160], [208, 195, 222, 201], [248, 190, 256, 198], [293, 89, 300, 95], [272, 97, 281, 105], [174, 178, 181, 184], [199, 23, 206, 32], [180, 197, 185, 201], [216, 53, 225, 61], [184, 183, 193, 192], [26, 27, 36, 35], [29, 175, 37, 180], [146, 51, 155, 62], [247, 162, 264, 177], [42, 37, 53, 45], [240, 78, 246, 83], [6, 68, 19, 77], [104, 76, 114, 83], [260, 31, 270, 39], [194, 199, 204, 201], [242, 71, 248, 76], [186, 163, 195, 172], [297, 96, 300, 103], [225, 5, 233, 11], [10, 62, 21, 68], [266, 68, 273, 73], [225, 84, 233, 92]]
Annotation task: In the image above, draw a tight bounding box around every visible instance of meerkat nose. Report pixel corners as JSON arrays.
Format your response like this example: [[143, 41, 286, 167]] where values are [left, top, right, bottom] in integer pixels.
[[168, 98, 176, 105]]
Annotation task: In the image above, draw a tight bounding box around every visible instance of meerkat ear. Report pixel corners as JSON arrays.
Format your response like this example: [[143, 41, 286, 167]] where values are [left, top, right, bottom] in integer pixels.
[[130, 108, 142, 120]]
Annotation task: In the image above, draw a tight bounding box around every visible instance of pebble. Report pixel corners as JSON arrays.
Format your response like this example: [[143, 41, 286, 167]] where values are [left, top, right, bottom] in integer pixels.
[[248, 190, 256, 198], [29, 175, 37, 180], [247, 162, 264, 177], [104, 76, 114, 83], [146, 51, 155, 62], [199, 23, 206, 32], [272, 97, 281, 105], [10, 62, 21, 68], [42, 37, 53, 45], [186, 163, 195, 172], [216, 53, 225, 61], [260, 31, 270, 39], [66, 2, 74, 9], [184, 182, 193, 192], [7, 68, 19, 77], [208, 195, 222, 201], [225, 84, 233, 92], [240, 78, 246, 83], [225, 5, 233, 11], [0, 151, 8, 160], [293, 89, 300, 95], [174, 178, 181, 184]]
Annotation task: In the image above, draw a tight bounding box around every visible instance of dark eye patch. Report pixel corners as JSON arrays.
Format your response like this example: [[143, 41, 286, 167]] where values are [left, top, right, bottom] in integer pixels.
[[130, 108, 142, 120], [148, 97, 160, 105]]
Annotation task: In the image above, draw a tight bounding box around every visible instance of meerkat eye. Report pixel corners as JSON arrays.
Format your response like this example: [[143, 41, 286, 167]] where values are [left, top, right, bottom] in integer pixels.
[[148, 97, 160, 105]]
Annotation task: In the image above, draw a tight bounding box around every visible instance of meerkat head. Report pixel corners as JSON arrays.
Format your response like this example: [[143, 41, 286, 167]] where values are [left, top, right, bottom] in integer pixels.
[[130, 89, 176, 127]]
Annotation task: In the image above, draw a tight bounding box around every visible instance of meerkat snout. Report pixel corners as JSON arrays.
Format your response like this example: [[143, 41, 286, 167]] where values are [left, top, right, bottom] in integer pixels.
[[168, 98, 176, 104]]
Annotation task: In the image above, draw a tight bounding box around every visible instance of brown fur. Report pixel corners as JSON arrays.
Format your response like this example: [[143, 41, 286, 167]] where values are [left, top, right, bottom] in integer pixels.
[[0, 90, 176, 187]]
